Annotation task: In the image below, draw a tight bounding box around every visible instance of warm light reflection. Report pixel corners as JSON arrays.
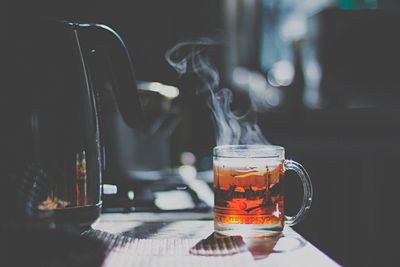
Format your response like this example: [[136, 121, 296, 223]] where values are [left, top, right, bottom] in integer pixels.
[[179, 165, 197, 180], [268, 60, 294, 87], [103, 184, 118, 195], [154, 190, 195, 210], [146, 82, 180, 99]]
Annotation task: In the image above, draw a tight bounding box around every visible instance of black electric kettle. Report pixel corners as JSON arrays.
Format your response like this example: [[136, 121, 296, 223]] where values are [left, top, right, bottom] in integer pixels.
[[0, 20, 142, 227]]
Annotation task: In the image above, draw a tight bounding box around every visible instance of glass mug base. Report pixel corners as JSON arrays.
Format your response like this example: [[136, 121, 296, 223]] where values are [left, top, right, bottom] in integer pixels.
[[214, 221, 283, 238]]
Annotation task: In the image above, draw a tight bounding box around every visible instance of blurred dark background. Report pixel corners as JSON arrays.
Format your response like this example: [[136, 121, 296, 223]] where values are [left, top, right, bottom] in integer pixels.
[[3, 0, 400, 266]]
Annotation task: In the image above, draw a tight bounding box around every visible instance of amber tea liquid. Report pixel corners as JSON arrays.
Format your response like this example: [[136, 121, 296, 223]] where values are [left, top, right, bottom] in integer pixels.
[[213, 145, 313, 237], [214, 158, 285, 237]]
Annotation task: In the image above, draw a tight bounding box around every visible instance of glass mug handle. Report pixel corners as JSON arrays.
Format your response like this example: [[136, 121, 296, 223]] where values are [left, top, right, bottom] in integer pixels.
[[284, 160, 313, 226]]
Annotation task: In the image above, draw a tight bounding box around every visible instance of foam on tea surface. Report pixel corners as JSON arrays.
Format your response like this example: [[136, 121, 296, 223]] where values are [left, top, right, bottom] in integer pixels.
[[214, 157, 282, 171]]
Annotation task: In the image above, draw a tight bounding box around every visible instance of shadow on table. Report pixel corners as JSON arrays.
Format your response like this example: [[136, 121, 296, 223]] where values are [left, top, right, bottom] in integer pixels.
[[190, 232, 306, 260], [246, 234, 306, 260], [120, 222, 170, 239]]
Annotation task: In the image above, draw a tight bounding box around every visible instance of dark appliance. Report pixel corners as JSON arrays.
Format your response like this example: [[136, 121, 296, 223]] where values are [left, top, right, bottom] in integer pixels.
[[0, 20, 143, 227]]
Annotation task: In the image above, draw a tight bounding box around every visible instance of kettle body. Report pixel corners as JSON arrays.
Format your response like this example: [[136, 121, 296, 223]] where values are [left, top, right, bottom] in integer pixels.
[[1, 20, 142, 227]]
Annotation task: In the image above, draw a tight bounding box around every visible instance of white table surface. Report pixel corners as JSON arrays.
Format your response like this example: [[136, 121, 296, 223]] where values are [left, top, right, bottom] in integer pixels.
[[88, 212, 340, 267]]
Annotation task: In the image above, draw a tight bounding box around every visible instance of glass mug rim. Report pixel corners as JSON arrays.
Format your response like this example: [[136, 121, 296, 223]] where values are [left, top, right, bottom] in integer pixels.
[[213, 144, 284, 159]]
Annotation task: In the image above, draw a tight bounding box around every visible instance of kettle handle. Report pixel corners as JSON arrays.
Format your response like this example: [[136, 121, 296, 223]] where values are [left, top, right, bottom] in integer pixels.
[[77, 23, 143, 128]]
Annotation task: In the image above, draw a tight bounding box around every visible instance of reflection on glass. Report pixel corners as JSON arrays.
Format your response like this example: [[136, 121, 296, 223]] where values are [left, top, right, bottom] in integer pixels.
[[76, 150, 88, 207]]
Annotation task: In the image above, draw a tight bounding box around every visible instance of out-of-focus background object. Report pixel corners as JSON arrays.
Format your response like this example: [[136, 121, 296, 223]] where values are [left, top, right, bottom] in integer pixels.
[[223, 1, 400, 267]]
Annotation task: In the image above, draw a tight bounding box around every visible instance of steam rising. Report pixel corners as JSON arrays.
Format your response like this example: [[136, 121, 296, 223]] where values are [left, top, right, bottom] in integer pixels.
[[165, 38, 269, 146]]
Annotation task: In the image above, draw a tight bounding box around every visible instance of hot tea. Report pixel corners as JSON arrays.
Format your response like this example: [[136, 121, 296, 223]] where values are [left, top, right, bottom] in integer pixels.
[[214, 162, 285, 229], [213, 145, 312, 237]]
